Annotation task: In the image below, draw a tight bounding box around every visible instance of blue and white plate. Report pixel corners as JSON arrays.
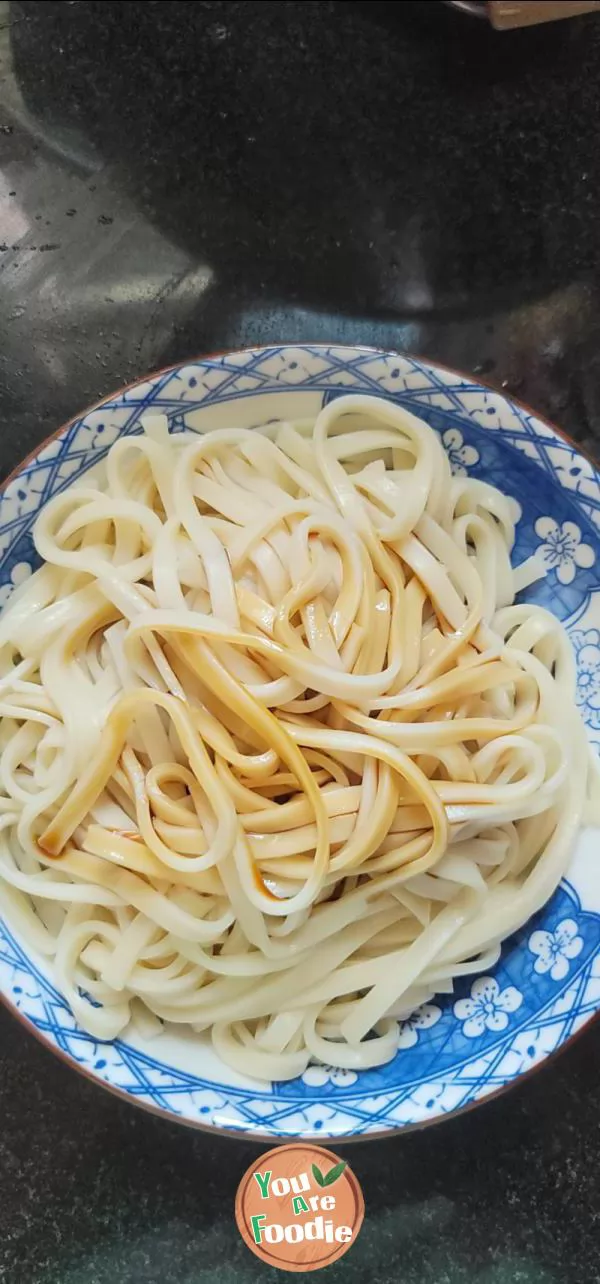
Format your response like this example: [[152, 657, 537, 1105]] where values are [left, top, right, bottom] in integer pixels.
[[2, 344, 600, 1140]]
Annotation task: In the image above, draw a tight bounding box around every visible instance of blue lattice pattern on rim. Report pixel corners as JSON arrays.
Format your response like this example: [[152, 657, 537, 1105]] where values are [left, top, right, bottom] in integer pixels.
[[2, 883, 599, 1136], [1, 345, 600, 1138]]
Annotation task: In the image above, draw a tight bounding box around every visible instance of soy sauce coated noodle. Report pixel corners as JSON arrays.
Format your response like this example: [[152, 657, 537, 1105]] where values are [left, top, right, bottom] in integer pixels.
[[0, 394, 596, 1081]]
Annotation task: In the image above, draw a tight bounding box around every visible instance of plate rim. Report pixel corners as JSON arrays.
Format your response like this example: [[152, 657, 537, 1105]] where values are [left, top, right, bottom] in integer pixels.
[[1, 340, 599, 1142]]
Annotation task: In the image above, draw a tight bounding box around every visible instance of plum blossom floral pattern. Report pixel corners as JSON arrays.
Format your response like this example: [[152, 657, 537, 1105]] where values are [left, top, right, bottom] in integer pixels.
[[571, 628, 600, 730], [1, 346, 600, 1142], [397, 1003, 442, 1050], [528, 918, 584, 982], [442, 428, 479, 476], [454, 977, 523, 1039], [0, 560, 32, 609], [534, 517, 595, 585], [259, 347, 331, 385], [301, 1064, 358, 1088]]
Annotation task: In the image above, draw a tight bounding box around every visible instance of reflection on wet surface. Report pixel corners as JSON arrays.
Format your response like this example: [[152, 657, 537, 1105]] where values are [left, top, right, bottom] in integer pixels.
[[0, 0, 600, 472]]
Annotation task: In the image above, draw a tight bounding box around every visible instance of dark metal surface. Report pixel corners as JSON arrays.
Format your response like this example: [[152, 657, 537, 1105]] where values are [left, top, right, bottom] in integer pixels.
[[1, 3, 600, 1281]]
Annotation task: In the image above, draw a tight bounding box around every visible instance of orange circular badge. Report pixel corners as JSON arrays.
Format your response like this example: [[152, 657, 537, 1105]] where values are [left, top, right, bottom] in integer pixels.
[[235, 1142, 364, 1272]]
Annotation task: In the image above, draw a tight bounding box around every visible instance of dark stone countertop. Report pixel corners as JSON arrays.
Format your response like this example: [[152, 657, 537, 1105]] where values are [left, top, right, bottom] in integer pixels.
[[2, 2, 600, 1281]]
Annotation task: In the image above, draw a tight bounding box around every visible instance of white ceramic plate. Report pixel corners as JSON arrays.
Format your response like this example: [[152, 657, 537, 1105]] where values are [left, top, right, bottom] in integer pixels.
[[2, 344, 600, 1140]]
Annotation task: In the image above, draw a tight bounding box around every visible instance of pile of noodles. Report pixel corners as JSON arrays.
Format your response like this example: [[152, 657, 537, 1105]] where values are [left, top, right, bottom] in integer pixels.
[[0, 393, 596, 1081]]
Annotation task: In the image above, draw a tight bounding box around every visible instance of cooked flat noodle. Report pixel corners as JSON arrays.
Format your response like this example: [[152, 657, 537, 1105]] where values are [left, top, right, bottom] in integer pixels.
[[0, 394, 597, 1080]]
